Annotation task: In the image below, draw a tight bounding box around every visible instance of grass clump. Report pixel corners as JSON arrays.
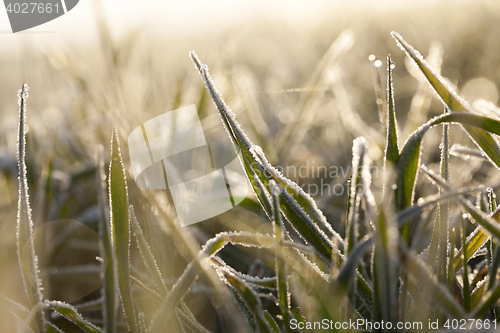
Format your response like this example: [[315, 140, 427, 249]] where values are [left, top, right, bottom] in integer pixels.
[[3, 27, 500, 333]]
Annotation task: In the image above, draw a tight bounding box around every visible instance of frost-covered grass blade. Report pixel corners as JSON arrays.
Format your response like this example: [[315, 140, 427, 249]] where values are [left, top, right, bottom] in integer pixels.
[[392, 31, 500, 170], [108, 130, 137, 332], [16, 84, 47, 333]]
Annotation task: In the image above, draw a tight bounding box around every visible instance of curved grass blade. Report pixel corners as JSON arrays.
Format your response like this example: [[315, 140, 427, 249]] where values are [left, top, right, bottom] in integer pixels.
[[396, 112, 500, 212], [336, 236, 374, 290], [16, 84, 47, 333], [46, 300, 101, 333], [96, 145, 117, 333], [392, 31, 500, 170], [263, 310, 280, 333], [453, 227, 489, 274], [109, 130, 137, 332], [218, 268, 274, 333]]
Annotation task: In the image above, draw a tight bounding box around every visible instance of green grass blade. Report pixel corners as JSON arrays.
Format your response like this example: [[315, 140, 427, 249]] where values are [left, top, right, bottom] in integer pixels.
[[453, 227, 488, 274], [16, 84, 46, 333], [438, 115, 450, 283], [372, 207, 399, 328], [392, 31, 500, 170], [396, 112, 500, 212], [462, 219, 471, 313], [385, 56, 399, 165], [96, 145, 117, 333], [263, 310, 280, 333], [220, 271, 274, 333], [268, 181, 293, 333], [46, 300, 102, 333], [109, 130, 137, 332], [370, 55, 387, 133]]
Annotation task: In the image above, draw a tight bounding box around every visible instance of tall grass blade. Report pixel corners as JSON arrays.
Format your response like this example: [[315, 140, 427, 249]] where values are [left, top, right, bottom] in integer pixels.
[[462, 219, 471, 312], [385, 56, 399, 166], [268, 181, 292, 333], [96, 145, 117, 333], [392, 31, 500, 170], [438, 110, 450, 283], [372, 206, 399, 330], [108, 130, 137, 332], [189, 51, 340, 262], [16, 84, 47, 333]]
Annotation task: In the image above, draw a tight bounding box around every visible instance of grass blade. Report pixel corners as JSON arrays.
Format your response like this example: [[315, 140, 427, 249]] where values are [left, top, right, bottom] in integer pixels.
[[218, 268, 274, 333], [462, 218, 471, 312], [268, 181, 293, 333], [109, 130, 137, 332], [189, 51, 340, 262], [392, 31, 500, 170], [385, 56, 399, 165], [396, 112, 500, 212], [438, 110, 450, 283], [46, 300, 101, 333], [96, 145, 117, 333], [16, 84, 47, 333], [263, 310, 280, 333]]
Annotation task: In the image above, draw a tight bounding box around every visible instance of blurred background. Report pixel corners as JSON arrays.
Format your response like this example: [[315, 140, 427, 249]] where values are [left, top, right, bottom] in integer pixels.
[[1, 0, 500, 331]]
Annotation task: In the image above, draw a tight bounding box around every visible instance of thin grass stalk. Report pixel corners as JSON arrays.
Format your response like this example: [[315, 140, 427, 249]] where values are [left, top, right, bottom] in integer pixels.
[[462, 217, 471, 313], [438, 107, 450, 283], [16, 84, 47, 333]]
